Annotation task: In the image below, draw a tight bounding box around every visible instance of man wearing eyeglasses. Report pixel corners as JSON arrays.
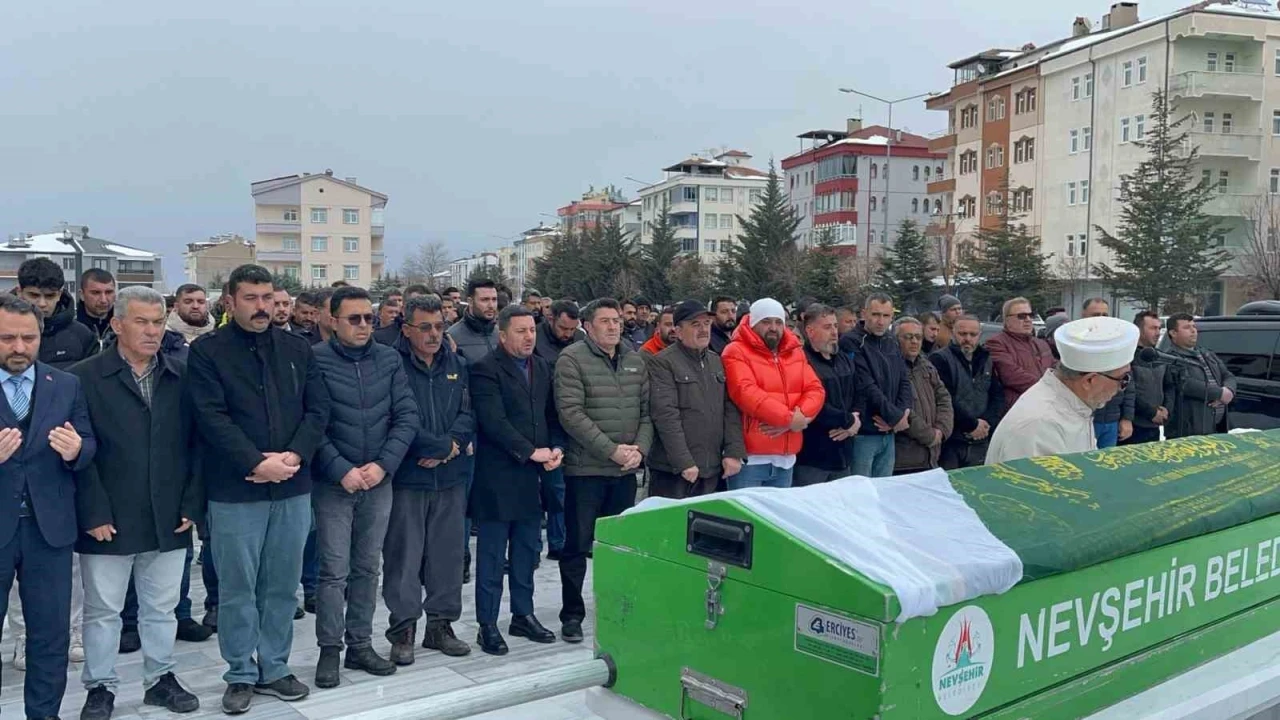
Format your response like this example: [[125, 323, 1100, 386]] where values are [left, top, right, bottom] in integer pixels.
[[985, 297, 1056, 411], [987, 316, 1138, 464], [310, 286, 420, 689]]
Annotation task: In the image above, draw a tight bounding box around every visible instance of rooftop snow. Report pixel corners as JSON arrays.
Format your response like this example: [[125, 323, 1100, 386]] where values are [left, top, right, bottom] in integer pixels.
[[0, 233, 77, 254], [103, 243, 154, 258]]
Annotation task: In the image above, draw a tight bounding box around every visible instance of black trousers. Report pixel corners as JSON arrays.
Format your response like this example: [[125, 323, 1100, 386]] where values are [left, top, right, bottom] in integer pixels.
[[648, 469, 718, 499], [941, 440, 989, 470], [475, 519, 540, 625], [0, 517, 72, 718], [1122, 425, 1161, 445], [559, 474, 637, 624]]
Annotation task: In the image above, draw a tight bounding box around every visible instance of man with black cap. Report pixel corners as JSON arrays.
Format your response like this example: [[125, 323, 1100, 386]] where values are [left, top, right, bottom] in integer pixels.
[[647, 300, 746, 498], [935, 295, 963, 349]]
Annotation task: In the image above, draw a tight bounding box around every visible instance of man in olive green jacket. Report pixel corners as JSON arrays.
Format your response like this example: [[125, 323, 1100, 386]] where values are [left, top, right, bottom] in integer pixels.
[[554, 298, 651, 644], [647, 300, 746, 499]]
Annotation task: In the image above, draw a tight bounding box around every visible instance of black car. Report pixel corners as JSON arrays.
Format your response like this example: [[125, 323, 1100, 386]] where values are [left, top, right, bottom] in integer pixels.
[[1171, 311, 1280, 431]]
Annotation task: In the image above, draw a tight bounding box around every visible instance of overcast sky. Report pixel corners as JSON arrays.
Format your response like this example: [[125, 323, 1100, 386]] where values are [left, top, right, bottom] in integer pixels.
[[2, 0, 1194, 282]]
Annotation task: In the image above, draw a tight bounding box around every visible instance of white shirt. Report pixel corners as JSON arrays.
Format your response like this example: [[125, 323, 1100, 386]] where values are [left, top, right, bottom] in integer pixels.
[[986, 369, 1095, 464], [745, 454, 797, 469]]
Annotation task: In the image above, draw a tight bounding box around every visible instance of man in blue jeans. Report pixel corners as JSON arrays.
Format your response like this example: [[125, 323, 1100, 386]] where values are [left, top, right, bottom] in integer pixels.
[[1082, 298, 1135, 449], [186, 265, 331, 715], [840, 293, 913, 478]]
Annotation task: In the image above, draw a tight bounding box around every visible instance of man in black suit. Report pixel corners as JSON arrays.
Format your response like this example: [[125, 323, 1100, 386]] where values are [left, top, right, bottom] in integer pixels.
[[0, 294, 96, 720], [468, 305, 563, 655]]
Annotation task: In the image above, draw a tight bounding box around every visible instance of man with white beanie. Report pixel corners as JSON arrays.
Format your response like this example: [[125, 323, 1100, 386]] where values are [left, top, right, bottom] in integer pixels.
[[986, 316, 1139, 464], [722, 298, 825, 489]]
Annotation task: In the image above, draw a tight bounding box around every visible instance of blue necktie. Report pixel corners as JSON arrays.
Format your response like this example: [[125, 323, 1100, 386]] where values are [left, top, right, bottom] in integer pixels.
[[8, 377, 28, 422]]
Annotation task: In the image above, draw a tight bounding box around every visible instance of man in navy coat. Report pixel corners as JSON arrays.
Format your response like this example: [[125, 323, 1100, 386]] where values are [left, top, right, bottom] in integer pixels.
[[0, 294, 96, 720]]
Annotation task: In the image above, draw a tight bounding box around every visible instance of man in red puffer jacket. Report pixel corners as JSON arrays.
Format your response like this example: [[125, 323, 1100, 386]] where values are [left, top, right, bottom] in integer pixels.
[[722, 298, 826, 490]]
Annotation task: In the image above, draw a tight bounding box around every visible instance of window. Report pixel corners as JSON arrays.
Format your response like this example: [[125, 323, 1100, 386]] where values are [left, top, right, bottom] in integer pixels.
[[1084, 72, 1094, 98], [1208, 52, 1219, 72], [883, 165, 888, 179], [913, 166, 920, 181], [985, 191, 1002, 215], [1225, 53, 1236, 73], [60, 257, 74, 271], [283, 209, 299, 222], [871, 164, 879, 179], [1024, 189, 1034, 212], [705, 239, 718, 253], [310, 236, 328, 252], [1083, 126, 1092, 150], [282, 236, 300, 251], [283, 266, 299, 280], [1081, 180, 1090, 203], [705, 213, 717, 229], [722, 188, 733, 202], [1079, 237, 1088, 257], [1015, 88, 1037, 114], [1221, 113, 1231, 134], [870, 196, 878, 211], [720, 214, 732, 230], [934, 198, 943, 214], [1136, 114, 1146, 140], [1015, 137, 1035, 163], [342, 209, 359, 224], [1200, 328, 1280, 381], [1069, 129, 1079, 154], [704, 187, 718, 202], [1219, 170, 1229, 194], [338, 265, 357, 282], [682, 186, 698, 202], [1068, 181, 1077, 206], [912, 198, 920, 213], [924, 166, 932, 180], [1120, 117, 1131, 143], [1272, 110, 1280, 136], [749, 189, 762, 204], [343, 237, 359, 253], [1072, 77, 1081, 101], [1066, 234, 1076, 257], [310, 208, 327, 224], [1205, 111, 1216, 134], [960, 105, 978, 128], [1122, 60, 1133, 87], [311, 265, 327, 282], [936, 165, 943, 176], [1275, 49, 1280, 75], [986, 145, 1004, 168], [987, 96, 1006, 121], [1202, 169, 1213, 189], [1137, 56, 1148, 83], [1271, 168, 1280, 194]]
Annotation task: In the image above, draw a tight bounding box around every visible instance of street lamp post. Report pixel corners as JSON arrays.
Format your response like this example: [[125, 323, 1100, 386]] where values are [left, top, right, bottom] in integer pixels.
[[839, 88, 937, 255]]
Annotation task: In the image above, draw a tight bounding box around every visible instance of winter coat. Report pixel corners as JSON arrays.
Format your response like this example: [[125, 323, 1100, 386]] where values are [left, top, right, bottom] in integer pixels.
[[722, 317, 826, 457], [1131, 347, 1176, 430], [894, 353, 954, 473], [394, 341, 473, 491], [447, 312, 498, 364], [1092, 372, 1135, 424], [797, 344, 858, 472], [160, 329, 190, 365], [840, 324, 912, 434], [166, 311, 216, 345], [311, 338, 419, 485], [37, 292, 98, 369], [372, 320, 402, 347], [985, 330, 1056, 409], [555, 336, 652, 477], [534, 327, 583, 366], [640, 333, 668, 356], [930, 344, 1003, 442], [647, 342, 747, 478], [1165, 345, 1238, 439], [76, 304, 114, 353], [71, 348, 201, 556], [709, 324, 733, 355], [185, 323, 331, 503], [471, 347, 565, 522]]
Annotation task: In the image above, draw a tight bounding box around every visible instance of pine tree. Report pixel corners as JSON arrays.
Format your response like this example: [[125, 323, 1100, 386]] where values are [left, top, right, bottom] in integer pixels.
[[271, 272, 303, 296], [531, 231, 587, 301], [1094, 89, 1231, 312], [720, 160, 800, 303], [467, 263, 512, 292], [638, 198, 681, 304], [794, 228, 846, 306], [668, 255, 716, 304], [875, 220, 935, 314], [581, 220, 637, 301], [961, 218, 1055, 321]]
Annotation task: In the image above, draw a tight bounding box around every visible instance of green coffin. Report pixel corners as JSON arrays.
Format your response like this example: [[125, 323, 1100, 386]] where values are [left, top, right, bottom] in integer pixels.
[[593, 430, 1280, 719]]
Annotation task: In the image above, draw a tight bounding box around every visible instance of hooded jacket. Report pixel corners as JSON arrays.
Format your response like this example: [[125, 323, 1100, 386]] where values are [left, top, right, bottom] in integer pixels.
[[166, 310, 216, 345], [38, 291, 98, 369], [722, 317, 826, 457], [77, 303, 114, 353], [640, 332, 668, 356], [709, 323, 733, 355], [839, 323, 912, 434]]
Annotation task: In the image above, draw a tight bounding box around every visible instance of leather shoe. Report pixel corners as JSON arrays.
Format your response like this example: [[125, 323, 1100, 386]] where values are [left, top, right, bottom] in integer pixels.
[[509, 614, 556, 644], [561, 620, 584, 644], [476, 623, 508, 656]]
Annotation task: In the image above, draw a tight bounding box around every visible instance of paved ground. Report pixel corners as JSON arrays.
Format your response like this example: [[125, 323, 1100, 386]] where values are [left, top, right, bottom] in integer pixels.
[[0, 539, 604, 720]]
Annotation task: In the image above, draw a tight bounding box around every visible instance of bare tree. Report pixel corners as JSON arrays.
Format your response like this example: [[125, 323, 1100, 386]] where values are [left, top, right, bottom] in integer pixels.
[[929, 218, 960, 294], [400, 241, 451, 287], [839, 255, 880, 304], [1054, 254, 1091, 316], [1240, 195, 1280, 300]]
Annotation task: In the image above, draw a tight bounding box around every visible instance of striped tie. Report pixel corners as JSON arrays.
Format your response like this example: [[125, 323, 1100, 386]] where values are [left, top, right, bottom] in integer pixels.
[[8, 377, 28, 422]]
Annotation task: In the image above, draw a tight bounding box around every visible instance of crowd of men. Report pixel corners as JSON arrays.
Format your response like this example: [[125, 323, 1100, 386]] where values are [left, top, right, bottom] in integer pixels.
[[0, 255, 1241, 720]]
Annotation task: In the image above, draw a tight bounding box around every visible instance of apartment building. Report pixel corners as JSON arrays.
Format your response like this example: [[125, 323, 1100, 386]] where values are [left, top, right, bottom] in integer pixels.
[[609, 200, 642, 240], [0, 225, 163, 294], [557, 187, 629, 235], [448, 252, 499, 290], [929, 0, 1280, 316], [252, 170, 387, 288], [513, 223, 560, 296], [636, 150, 769, 262], [184, 233, 254, 288], [781, 120, 945, 254]]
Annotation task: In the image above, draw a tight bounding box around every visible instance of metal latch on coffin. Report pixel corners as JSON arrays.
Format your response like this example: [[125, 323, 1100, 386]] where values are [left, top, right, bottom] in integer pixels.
[[705, 562, 726, 630], [680, 667, 747, 719]]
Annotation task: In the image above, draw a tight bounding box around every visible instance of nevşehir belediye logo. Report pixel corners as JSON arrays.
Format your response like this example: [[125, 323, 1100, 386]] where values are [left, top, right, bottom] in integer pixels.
[[932, 605, 995, 715]]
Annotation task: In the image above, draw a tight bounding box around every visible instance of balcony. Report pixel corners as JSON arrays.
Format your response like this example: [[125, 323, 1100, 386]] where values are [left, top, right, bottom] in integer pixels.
[[371, 208, 385, 236], [257, 249, 303, 262], [1186, 131, 1262, 161], [925, 222, 956, 238], [1203, 192, 1258, 216], [927, 178, 956, 195], [928, 133, 957, 152], [371, 251, 386, 264], [1170, 69, 1264, 101], [255, 221, 301, 234]]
